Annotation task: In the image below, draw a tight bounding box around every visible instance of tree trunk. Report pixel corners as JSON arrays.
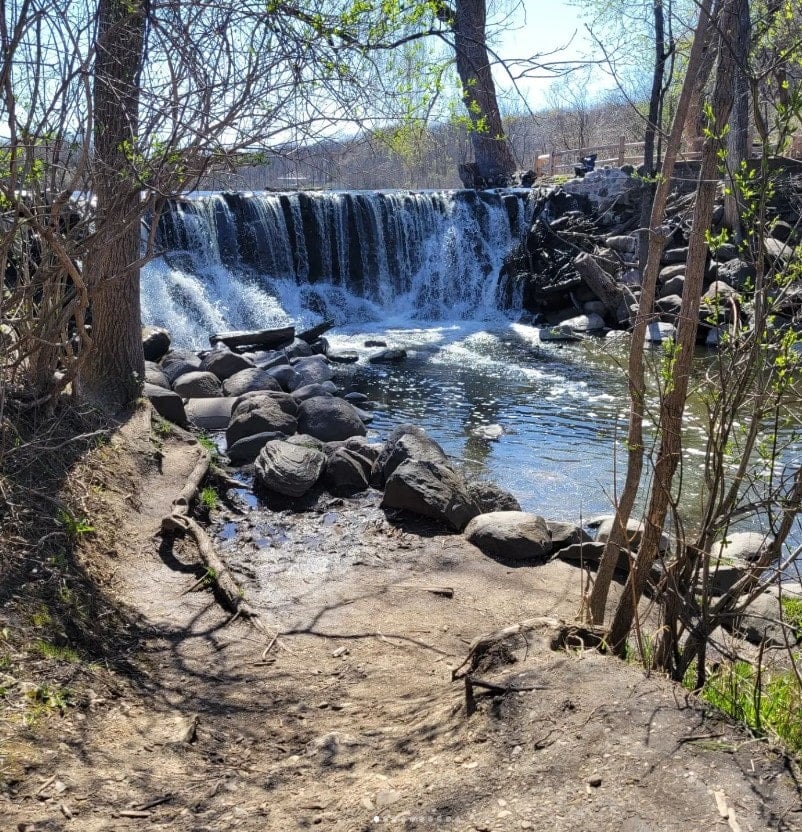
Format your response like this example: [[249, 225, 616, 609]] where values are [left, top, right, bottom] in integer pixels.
[[723, 0, 751, 237], [453, 0, 516, 188], [607, 0, 738, 657], [585, 0, 716, 626], [79, 0, 146, 408]]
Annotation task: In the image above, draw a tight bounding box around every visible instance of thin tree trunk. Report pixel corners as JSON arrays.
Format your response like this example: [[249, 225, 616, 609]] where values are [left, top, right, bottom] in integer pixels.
[[79, 0, 146, 408], [607, 0, 738, 657], [453, 0, 516, 187], [585, 0, 716, 626]]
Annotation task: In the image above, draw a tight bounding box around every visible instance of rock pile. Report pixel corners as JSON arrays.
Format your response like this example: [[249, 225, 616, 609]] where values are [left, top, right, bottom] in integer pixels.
[[508, 162, 802, 345]]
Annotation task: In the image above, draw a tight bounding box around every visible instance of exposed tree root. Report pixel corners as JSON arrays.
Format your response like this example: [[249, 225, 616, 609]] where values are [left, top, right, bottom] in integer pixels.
[[159, 448, 270, 636]]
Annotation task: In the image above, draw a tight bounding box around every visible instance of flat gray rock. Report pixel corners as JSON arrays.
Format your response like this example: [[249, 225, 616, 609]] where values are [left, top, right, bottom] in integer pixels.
[[185, 397, 235, 431]]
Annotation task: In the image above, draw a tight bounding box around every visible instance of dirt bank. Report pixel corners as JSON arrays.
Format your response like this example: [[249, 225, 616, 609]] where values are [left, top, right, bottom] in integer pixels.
[[2, 410, 801, 831]]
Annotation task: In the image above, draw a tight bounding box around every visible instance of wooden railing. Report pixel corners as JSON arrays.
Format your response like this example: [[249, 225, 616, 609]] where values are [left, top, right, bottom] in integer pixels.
[[535, 132, 802, 177]]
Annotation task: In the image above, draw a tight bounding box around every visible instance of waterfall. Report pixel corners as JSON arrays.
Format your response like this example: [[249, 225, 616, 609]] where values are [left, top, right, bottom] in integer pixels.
[[141, 189, 533, 348]]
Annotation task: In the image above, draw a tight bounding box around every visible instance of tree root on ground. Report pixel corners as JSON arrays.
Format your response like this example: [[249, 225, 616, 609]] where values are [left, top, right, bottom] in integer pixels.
[[159, 448, 270, 636]]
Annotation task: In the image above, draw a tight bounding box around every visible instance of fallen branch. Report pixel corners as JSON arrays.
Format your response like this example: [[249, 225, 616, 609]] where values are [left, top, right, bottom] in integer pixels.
[[464, 674, 550, 716], [451, 617, 561, 681]]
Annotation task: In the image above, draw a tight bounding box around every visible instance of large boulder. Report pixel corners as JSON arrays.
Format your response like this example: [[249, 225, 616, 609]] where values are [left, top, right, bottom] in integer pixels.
[[382, 459, 479, 532], [267, 364, 302, 392], [372, 426, 448, 488], [145, 362, 170, 390], [713, 260, 753, 291], [162, 358, 201, 385], [466, 481, 521, 513], [292, 382, 338, 402], [594, 515, 669, 553], [323, 446, 372, 496], [254, 439, 326, 498], [463, 511, 552, 562], [222, 367, 282, 397], [713, 531, 772, 564], [290, 356, 335, 389], [231, 390, 298, 419], [200, 348, 254, 381], [369, 348, 407, 364], [144, 383, 187, 426], [142, 327, 171, 362], [184, 397, 235, 431], [226, 398, 298, 446], [172, 371, 223, 398], [297, 396, 367, 442], [227, 431, 286, 465]]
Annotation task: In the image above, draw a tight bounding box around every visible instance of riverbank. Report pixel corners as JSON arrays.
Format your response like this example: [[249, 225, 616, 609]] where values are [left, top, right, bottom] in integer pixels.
[[2, 406, 801, 831]]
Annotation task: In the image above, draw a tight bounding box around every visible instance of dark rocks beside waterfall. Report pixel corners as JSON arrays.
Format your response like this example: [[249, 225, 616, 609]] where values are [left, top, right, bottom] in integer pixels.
[[507, 164, 802, 344], [142, 327, 171, 362]]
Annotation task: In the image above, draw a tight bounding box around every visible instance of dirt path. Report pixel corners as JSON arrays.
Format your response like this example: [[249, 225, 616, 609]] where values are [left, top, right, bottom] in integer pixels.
[[3, 415, 801, 831]]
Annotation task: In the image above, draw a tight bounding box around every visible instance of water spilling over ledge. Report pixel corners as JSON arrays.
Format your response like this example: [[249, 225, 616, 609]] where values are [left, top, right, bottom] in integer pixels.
[[143, 189, 534, 347]]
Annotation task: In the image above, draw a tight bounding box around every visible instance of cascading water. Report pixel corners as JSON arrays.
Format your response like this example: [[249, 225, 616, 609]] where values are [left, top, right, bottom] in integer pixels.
[[141, 189, 532, 347]]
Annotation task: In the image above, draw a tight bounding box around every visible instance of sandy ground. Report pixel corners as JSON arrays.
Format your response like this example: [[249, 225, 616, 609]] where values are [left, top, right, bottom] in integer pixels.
[[2, 414, 801, 831]]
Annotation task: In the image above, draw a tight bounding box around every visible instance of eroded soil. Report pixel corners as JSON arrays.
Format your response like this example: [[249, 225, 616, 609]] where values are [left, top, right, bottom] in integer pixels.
[[2, 414, 801, 831]]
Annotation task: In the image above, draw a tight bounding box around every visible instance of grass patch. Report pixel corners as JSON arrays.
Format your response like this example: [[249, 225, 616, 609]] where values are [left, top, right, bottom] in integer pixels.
[[200, 485, 219, 511], [781, 596, 802, 635], [688, 659, 802, 756], [33, 639, 80, 663]]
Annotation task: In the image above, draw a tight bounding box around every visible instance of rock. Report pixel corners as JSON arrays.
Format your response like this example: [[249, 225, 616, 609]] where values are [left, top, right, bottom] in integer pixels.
[[200, 348, 254, 381], [327, 351, 359, 364], [645, 322, 676, 342], [343, 392, 369, 404], [463, 511, 552, 561], [595, 516, 669, 552], [285, 338, 315, 360], [554, 540, 607, 568], [290, 355, 335, 388], [162, 358, 201, 385], [659, 274, 685, 297], [561, 313, 605, 332], [659, 263, 686, 282], [227, 431, 286, 465], [466, 481, 522, 513], [382, 459, 479, 532], [292, 382, 338, 402], [297, 396, 367, 442], [547, 521, 591, 552], [226, 399, 298, 446], [662, 247, 688, 265], [144, 382, 187, 426], [372, 428, 448, 488], [172, 370, 223, 398], [245, 349, 289, 370], [764, 237, 794, 263], [711, 242, 739, 262], [583, 300, 607, 316], [266, 364, 302, 392], [254, 439, 326, 498], [142, 327, 171, 362], [222, 367, 282, 397], [714, 259, 753, 290], [342, 436, 381, 464], [619, 267, 641, 286], [606, 235, 636, 253], [369, 348, 407, 364], [231, 390, 299, 419], [365, 339, 387, 347], [323, 446, 372, 496], [185, 397, 235, 431], [729, 589, 802, 647], [210, 326, 294, 350], [713, 531, 772, 563], [655, 294, 683, 321], [145, 362, 170, 389], [770, 220, 793, 243]]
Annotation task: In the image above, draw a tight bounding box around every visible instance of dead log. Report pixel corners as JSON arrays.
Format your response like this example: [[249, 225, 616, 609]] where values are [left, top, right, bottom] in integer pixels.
[[209, 326, 294, 351], [574, 252, 634, 326]]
